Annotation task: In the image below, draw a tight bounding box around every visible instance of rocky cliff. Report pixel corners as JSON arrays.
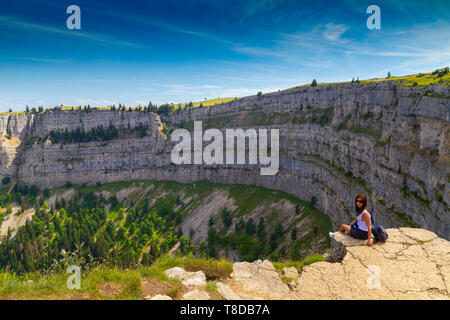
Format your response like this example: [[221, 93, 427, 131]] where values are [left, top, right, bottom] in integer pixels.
[[0, 80, 449, 239], [156, 227, 450, 300]]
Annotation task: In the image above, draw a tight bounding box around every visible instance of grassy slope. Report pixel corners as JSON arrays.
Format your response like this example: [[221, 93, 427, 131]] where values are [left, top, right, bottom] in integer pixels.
[[360, 71, 450, 87], [180, 97, 237, 108], [289, 70, 450, 90], [0, 253, 324, 300]]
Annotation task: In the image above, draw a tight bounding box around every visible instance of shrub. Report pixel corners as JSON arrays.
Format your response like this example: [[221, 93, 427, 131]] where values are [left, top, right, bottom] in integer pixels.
[[42, 189, 50, 199], [1, 176, 11, 185], [290, 227, 297, 240], [109, 195, 118, 208], [221, 208, 232, 228], [311, 196, 317, 208], [245, 218, 256, 235], [337, 114, 351, 131]]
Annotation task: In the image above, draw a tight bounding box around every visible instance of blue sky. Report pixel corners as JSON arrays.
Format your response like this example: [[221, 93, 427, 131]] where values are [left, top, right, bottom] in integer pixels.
[[0, 0, 449, 111]]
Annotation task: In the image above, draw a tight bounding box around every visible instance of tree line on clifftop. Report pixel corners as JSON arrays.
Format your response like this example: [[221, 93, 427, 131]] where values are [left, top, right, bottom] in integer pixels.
[[30, 123, 149, 144], [12, 101, 198, 117]]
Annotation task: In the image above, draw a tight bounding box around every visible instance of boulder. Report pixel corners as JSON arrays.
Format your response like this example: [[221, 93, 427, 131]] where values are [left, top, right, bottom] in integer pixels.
[[146, 294, 172, 300], [297, 228, 450, 299], [329, 231, 371, 262], [182, 289, 210, 300], [216, 282, 242, 300], [164, 267, 206, 287], [282, 267, 299, 279], [228, 259, 291, 299]]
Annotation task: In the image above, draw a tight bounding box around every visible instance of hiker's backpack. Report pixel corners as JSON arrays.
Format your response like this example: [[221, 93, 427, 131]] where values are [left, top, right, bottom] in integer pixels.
[[370, 211, 389, 243]]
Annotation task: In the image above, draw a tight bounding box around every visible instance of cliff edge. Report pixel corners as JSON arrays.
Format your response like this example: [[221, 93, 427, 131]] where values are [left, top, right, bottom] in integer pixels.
[[159, 228, 449, 300], [296, 227, 449, 299]]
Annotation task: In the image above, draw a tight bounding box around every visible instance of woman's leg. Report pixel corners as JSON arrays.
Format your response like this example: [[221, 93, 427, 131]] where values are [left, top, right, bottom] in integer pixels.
[[338, 224, 350, 233]]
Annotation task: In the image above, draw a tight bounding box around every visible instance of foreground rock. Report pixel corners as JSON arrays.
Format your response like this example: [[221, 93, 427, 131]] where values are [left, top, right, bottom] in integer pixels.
[[164, 267, 206, 287], [182, 290, 210, 300], [282, 267, 299, 279], [222, 259, 294, 299], [215, 228, 449, 300], [146, 294, 172, 300], [297, 228, 449, 299], [159, 228, 448, 300], [216, 282, 243, 300]]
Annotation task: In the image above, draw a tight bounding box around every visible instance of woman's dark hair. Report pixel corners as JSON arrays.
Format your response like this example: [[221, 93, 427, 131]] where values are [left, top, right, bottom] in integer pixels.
[[355, 194, 367, 214]]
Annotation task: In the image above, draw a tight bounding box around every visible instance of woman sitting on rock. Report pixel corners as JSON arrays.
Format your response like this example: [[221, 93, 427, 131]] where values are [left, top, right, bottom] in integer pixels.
[[338, 194, 373, 246]]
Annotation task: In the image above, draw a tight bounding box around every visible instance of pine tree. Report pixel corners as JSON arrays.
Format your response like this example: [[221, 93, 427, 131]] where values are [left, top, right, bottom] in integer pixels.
[[245, 218, 256, 234], [257, 217, 265, 242], [221, 208, 232, 228], [291, 227, 297, 240]]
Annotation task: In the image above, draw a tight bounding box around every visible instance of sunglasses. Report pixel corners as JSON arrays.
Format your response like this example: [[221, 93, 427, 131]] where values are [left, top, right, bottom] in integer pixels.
[[356, 200, 363, 203]]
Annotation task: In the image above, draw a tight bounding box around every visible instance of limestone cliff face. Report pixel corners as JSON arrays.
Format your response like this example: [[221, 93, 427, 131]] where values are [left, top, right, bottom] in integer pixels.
[[0, 81, 449, 238], [0, 110, 162, 179]]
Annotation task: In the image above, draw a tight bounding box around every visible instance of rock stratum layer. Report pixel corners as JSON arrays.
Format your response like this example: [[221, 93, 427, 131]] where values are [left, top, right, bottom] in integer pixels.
[[0, 81, 449, 238]]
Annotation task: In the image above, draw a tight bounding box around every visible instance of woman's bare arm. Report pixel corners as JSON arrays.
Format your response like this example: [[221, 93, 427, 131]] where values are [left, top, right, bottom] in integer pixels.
[[362, 213, 373, 246]]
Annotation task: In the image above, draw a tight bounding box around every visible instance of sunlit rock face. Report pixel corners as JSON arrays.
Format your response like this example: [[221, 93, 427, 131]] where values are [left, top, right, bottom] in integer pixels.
[[294, 228, 450, 300], [207, 228, 450, 300], [0, 81, 448, 238]]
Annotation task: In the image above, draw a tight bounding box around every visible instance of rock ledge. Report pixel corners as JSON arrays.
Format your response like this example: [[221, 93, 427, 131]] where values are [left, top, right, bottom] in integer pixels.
[[160, 228, 449, 300]]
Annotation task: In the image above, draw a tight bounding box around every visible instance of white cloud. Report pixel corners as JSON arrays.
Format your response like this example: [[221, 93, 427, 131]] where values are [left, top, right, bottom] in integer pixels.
[[142, 84, 222, 93], [0, 15, 144, 48], [75, 99, 117, 107], [0, 100, 22, 110], [233, 46, 286, 58], [18, 57, 73, 64], [219, 87, 282, 97], [322, 23, 348, 42]]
